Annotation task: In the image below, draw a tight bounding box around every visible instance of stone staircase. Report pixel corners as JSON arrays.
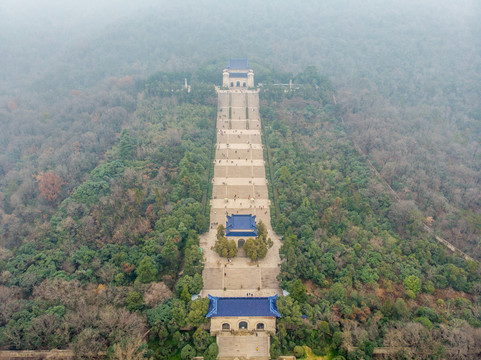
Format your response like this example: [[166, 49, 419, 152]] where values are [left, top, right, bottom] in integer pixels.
[[217, 333, 270, 360]]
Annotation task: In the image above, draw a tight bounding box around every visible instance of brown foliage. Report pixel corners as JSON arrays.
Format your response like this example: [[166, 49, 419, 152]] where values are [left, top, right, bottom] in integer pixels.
[[143, 282, 173, 307], [33, 279, 84, 308], [111, 336, 147, 360], [97, 306, 146, 343], [35, 171, 66, 202]]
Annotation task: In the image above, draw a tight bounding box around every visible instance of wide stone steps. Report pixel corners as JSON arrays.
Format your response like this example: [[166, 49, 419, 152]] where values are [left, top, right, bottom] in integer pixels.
[[217, 333, 269, 360]]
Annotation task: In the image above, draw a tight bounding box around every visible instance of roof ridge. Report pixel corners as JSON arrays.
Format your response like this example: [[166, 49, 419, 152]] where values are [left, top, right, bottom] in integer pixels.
[[218, 296, 270, 299]]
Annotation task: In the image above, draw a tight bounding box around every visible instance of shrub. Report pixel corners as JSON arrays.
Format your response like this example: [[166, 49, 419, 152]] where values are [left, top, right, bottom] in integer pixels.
[[181, 344, 196, 360], [294, 345, 305, 358]]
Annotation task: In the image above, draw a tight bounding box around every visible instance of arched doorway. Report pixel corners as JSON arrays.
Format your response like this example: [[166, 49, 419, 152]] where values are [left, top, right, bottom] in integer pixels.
[[238, 239, 245, 248], [243, 82, 246, 87], [222, 323, 230, 331], [239, 321, 248, 329], [256, 323, 265, 330], [230, 82, 234, 87], [236, 81, 240, 87]]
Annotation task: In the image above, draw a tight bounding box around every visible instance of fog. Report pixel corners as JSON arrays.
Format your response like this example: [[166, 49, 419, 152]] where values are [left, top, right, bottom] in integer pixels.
[[1, 1, 481, 355], [1, 0, 479, 96], [1, 0, 481, 251]]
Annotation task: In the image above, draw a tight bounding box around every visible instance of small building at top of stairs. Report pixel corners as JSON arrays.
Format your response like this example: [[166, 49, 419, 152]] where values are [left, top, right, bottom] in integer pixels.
[[223, 58, 254, 89], [207, 295, 280, 335]]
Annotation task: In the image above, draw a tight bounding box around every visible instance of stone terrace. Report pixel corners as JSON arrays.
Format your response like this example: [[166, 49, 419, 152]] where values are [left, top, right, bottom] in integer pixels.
[[200, 89, 282, 299]]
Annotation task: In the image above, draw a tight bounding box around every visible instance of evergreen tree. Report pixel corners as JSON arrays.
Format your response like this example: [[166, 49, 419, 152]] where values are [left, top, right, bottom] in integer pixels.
[[204, 343, 219, 360], [181, 344, 196, 360], [180, 284, 191, 303], [136, 256, 157, 283], [290, 279, 307, 303], [119, 129, 134, 161]]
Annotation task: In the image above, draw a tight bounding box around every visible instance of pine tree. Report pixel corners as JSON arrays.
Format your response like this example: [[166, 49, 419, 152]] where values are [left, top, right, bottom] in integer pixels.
[[136, 256, 157, 283], [119, 129, 134, 161], [180, 284, 191, 303]]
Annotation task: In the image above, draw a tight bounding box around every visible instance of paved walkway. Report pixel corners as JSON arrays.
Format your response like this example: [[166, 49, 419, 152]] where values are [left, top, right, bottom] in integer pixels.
[[217, 332, 270, 360], [200, 88, 282, 298]]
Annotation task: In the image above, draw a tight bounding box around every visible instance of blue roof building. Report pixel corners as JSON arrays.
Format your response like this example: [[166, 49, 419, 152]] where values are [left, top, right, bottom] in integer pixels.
[[207, 295, 281, 318], [222, 59, 254, 88], [226, 58, 250, 70], [225, 214, 257, 237]]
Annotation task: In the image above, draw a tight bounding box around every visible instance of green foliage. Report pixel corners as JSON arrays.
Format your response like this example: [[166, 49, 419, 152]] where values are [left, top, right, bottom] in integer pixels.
[[216, 224, 225, 239], [204, 342, 219, 360], [405, 289, 416, 299], [146, 302, 172, 327], [176, 274, 203, 300], [329, 283, 347, 304], [71, 160, 124, 205], [136, 256, 157, 283], [126, 291, 144, 311], [404, 275, 422, 296], [290, 279, 307, 303], [119, 129, 135, 161], [180, 284, 191, 303], [213, 236, 237, 258], [73, 246, 97, 269], [332, 331, 343, 349], [243, 220, 272, 261], [170, 299, 188, 327], [270, 336, 282, 359], [277, 296, 302, 326], [319, 321, 330, 336], [192, 327, 211, 353], [244, 237, 268, 261], [183, 244, 204, 277], [293, 345, 305, 358], [161, 239, 178, 268], [414, 316, 434, 329], [0, 76, 219, 354], [263, 88, 481, 355], [186, 298, 209, 327], [180, 344, 196, 360], [393, 298, 410, 319], [423, 280, 435, 294]]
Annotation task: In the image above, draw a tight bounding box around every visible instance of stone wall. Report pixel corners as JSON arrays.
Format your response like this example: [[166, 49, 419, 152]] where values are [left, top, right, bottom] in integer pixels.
[[210, 316, 276, 335]]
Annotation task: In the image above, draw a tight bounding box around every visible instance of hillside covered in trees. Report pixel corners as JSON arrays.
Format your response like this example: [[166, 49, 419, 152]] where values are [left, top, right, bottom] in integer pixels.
[[0, 75, 219, 358], [261, 70, 481, 359], [2, 0, 480, 261], [1, 0, 480, 359]]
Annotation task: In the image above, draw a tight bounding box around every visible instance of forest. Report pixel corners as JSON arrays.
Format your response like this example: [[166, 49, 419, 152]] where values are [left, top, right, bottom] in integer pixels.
[[0, 74, 219, 358], [261, 69, 481, 359], [1, 0, 480, 359]]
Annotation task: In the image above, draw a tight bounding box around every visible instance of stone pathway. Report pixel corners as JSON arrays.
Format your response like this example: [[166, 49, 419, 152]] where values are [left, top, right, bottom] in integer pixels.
[[200, 88, 282, 298], [216, 332, 270, 360]]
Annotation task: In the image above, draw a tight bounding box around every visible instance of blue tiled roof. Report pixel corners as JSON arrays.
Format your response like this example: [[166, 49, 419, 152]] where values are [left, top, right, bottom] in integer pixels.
[[227, 58, 250, 70], [206, 295, 281, 318], [229, 73, 248, 78], [226, 214, 257, 237]]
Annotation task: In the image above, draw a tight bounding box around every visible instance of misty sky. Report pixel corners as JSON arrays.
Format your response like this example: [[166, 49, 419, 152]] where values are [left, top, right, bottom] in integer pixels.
[[1, 0, 480, 96]]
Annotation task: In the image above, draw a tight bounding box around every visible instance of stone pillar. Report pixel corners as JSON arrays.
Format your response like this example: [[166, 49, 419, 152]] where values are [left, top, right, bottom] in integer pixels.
[[223, 70, 229, 87], [247, 70, 254, 88]]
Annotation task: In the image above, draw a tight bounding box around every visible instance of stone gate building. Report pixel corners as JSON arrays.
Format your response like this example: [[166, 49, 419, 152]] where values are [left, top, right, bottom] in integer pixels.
[[223, 58, 255, 89]]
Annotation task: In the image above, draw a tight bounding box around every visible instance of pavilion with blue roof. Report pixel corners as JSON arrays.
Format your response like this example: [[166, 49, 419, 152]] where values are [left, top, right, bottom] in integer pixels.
[[226, 58, 250, 70], [207, 295, 280, 334], [225, 214, 257, 237], [207, 295, 281, 318], [222, 58, 255, 88]]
